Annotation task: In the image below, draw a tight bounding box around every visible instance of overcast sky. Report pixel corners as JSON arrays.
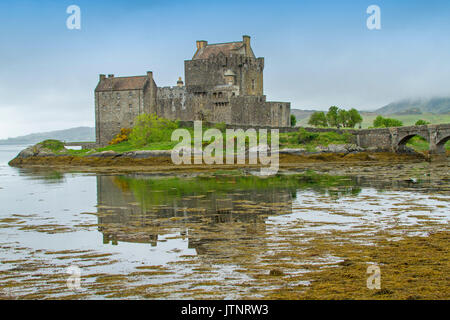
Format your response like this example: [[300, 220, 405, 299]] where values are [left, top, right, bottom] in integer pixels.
[[1, 0, 450, 139]]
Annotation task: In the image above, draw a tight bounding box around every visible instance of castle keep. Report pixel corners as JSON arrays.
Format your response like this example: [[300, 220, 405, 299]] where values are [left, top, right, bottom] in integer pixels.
[[95, 35, 291, 145]]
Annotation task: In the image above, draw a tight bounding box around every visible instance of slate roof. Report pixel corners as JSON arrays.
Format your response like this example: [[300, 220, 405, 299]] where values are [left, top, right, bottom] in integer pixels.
[[95, 76, 148, 92], [193, 41, 247, 60]]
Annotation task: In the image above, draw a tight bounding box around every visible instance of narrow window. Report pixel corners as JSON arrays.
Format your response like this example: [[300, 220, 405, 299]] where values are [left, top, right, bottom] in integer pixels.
[[252, 79, 255, 91]]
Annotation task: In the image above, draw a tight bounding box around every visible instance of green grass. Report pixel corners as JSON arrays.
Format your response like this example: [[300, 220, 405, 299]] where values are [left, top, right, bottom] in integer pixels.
[[280, 130, 352, 151], [406, 136, 430, 152], [37, 127, 356, 156], [62, 140, 179, 156], [39, 139, 65, 152], [406, 136, 450, 152], [65, 149, 91, 156], [97, 141, 178, 152]]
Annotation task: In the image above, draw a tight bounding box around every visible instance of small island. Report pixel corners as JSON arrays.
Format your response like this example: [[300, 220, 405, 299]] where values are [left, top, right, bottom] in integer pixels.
[[9, 118, 438, 172]]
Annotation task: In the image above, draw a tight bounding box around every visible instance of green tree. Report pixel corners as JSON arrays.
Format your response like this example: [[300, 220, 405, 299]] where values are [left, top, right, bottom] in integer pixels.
[[129, 113, 179, 147], [308, 111, 328, 127], [337, 109, 349, 128], [373, 115, 385, 128], [326, 106, 339, 127], [386, 118, 403, 127], [373, 116, 403, 128], [347, 108, 363, 128], [415, 119, 430, 126], [290, 114, 297, 127]]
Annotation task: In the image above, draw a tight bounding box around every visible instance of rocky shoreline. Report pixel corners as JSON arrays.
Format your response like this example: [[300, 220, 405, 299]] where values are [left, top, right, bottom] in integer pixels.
[[8, 142, 430, 171]]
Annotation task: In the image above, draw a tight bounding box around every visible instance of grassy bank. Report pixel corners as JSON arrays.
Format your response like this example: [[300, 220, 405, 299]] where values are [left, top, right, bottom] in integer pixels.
[[45, 128, 356, 156]]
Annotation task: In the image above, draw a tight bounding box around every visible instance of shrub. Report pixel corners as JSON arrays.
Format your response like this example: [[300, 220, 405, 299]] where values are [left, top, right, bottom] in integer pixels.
[[296, 129, 352, 146], [109, 128, 132, 145], [290, 114, 297, 127], [415, 120, 430, 126], [373, 116, 403, 128], [128, 113, 178, 147], [298, 128, 319, 144], [314, 131, 352, 145]]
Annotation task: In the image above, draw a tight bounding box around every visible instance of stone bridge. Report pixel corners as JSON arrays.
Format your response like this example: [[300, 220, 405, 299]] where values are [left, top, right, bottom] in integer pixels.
[[355, 124, 450, 154]]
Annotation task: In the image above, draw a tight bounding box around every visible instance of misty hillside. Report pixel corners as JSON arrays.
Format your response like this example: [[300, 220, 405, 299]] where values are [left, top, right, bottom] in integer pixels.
[[375, 97, 450, 115], [0, 127, 95, 145]]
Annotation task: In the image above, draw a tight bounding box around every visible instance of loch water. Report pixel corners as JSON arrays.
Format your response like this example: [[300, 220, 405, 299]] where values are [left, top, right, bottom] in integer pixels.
[[0, 145, 448, 299]]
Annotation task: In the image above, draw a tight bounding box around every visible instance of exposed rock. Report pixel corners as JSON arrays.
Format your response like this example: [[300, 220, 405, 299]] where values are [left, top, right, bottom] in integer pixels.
[[317, 144, 365, 153], [279, 148, 306, 155], [36, 150, 56, 157], [121, 150, 172, 158], [16, 147, 36, 159], [86, 151, 119, 158], [345, 144, 365, 152], [13, 143, 66, 159], [326, 144, 348, 153]]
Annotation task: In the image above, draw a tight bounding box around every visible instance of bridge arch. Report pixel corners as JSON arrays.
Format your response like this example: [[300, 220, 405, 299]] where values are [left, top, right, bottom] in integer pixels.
[[396, 133, 429, 152], [437, 135, 450, 146], [434, 134, 450, 154]]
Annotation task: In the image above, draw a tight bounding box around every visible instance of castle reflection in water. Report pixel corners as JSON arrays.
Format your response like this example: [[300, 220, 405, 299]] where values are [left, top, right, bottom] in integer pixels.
[[95, 175, 295, 255]]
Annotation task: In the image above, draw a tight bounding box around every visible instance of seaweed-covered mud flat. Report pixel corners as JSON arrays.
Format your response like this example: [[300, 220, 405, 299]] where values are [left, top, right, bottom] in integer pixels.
[[0, 145, 449, 299]]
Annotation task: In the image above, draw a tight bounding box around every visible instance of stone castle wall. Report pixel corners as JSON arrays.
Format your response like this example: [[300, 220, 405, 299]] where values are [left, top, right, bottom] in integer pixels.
[[185, 55, 264, 96], [95, 88, 145, 146]]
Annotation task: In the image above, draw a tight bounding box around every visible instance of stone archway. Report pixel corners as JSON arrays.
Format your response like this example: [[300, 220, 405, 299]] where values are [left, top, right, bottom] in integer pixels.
[[396, 133, 429, 153], [432, 135, 450, 154]]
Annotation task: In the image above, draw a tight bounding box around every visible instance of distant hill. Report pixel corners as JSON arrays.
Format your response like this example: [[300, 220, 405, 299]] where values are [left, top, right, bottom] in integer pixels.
[[0, 127, 95, 145], [290, 109, 316, 121], [375, 97, 450, 115]]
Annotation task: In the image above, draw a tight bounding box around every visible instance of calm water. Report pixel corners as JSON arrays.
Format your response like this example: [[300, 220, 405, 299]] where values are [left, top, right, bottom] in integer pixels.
[[0, 145, 448, 299]]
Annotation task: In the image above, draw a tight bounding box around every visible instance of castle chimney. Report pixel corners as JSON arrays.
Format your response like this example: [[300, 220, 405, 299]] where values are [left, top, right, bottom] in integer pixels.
[[243, 35, 251, 56], [146, 71, 154, 84], [177, 77, 184, 87], [108, 74, 114, 78], [196, 40, 208, 49], [99, 74, 106, 81]]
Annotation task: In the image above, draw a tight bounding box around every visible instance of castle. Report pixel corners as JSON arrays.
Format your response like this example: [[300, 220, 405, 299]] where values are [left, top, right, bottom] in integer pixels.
[[95, 35, 291, 145]]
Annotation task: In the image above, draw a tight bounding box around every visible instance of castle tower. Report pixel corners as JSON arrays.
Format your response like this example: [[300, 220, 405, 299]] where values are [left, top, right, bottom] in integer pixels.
[[177, 77, 184, 87]]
